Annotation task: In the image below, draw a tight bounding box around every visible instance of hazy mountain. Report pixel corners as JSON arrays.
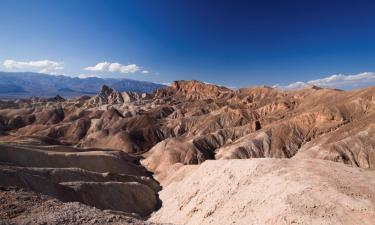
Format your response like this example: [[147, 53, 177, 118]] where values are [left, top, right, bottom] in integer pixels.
[[0, 72, 165, 98]]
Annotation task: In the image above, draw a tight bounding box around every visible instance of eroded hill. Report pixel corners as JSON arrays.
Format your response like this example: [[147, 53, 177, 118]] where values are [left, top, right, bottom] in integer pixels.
[[1, 80, 375, 224]]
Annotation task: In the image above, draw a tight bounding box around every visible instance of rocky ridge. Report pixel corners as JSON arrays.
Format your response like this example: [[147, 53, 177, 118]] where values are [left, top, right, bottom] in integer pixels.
[[1, 80, 375, 224], [1, 81, 375, 175], [150, 159, 375, 225]]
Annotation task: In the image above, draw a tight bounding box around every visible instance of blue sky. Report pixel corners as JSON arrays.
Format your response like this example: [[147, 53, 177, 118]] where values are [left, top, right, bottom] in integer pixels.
[[1, 0, 375, 88]]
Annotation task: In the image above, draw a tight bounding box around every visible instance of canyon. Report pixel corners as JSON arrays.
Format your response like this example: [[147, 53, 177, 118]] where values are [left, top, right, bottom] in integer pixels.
[[1, 80, 375, 224]]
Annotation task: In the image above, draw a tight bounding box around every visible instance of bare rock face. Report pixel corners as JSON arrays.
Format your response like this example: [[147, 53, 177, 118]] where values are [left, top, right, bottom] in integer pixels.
[[0, 166, 160, 217], [0, 142, 161, 218], [0, 187, 160, 225], [294, 116, 375, 169], [150, 159, 375, 225], [170, 80, 232, 100], [213, 87, 375, 168], [1, 81, 375, 172], [2, 80, 375, 224], [0, 165, 160, 192], [62, 181, 158, 217], [0, 143, 148, 175], [48, 95, 66, 102], [85, 85, 143, 107], [142, 137, 214, 182], [85, 85, 123, 106]]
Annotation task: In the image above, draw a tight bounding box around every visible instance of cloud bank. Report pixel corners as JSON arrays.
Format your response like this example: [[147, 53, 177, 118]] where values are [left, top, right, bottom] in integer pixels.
[[84, 62, 142, 74], [78, 74, 100, 79], [3, 59, 64, 74], [274, 72, 375, 90]]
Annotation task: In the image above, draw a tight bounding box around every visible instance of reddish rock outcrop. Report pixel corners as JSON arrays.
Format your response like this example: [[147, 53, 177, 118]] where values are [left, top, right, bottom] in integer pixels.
[[2, 80, 375, 224]]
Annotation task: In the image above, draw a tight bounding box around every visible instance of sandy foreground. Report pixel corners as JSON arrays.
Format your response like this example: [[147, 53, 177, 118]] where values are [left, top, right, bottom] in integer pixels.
[[150, 158, 375, 225]]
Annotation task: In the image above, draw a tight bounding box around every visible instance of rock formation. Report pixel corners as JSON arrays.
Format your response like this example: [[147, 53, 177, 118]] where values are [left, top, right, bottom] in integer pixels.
[[0, 186, 161, 225], [1, 80, 375, 224], [150, 159, 375, 225], [0, 142, 161, 218], [2, 82, 375, 173]]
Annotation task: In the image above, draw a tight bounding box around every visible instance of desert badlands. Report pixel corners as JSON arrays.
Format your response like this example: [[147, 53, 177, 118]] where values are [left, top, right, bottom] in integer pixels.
[[1, 80, 375, 225]]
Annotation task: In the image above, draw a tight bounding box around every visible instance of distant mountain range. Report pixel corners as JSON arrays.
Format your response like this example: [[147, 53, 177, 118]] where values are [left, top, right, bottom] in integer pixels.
[[0, 72, 165, 98]]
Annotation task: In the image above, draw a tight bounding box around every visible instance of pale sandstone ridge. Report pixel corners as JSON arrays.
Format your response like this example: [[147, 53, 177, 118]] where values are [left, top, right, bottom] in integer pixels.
[[150, 159, 375, 225], [0, 142, 161, 218]]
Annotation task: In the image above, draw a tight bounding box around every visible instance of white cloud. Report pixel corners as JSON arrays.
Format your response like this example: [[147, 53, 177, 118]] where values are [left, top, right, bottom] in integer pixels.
[[274, 72, 375, 90], [78, 74, 100, 79], [141, 70, 149, 74], [84, 62, 142, 74], [48, 71, 69, 76], [3, 59, 64, 74]]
